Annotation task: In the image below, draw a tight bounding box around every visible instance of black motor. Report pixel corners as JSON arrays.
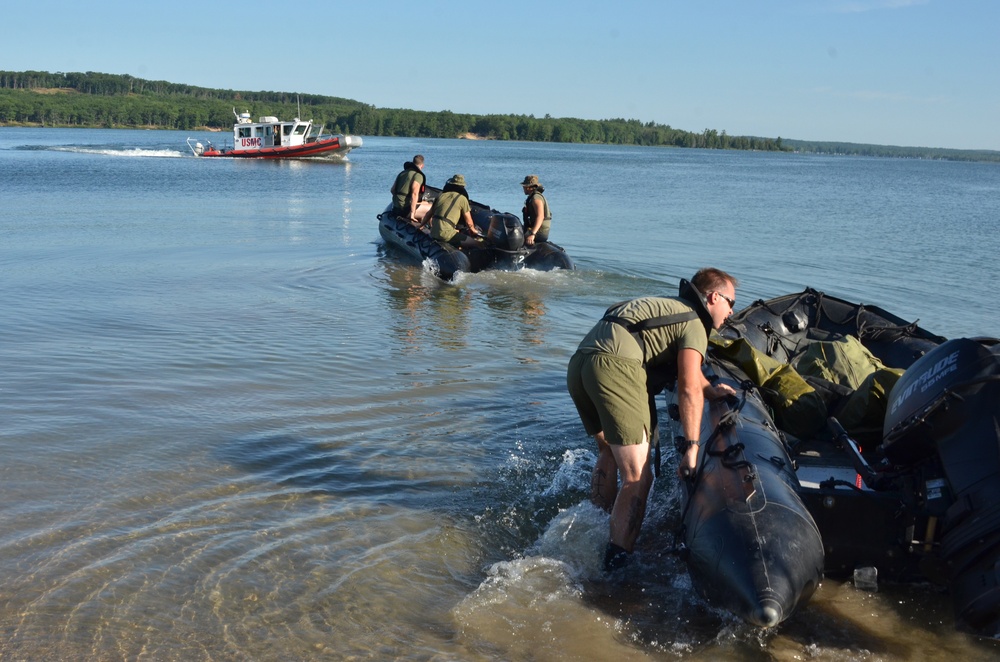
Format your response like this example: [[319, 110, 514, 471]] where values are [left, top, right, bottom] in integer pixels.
[[482, 212, 525, 252], [882, 338, 1000, 633]]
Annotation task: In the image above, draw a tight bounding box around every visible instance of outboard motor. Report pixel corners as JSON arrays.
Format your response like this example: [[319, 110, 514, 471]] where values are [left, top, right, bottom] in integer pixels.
[[484, 212, 525, 252], [883, 338, 1000, 633], [185, 137, 206, 156]]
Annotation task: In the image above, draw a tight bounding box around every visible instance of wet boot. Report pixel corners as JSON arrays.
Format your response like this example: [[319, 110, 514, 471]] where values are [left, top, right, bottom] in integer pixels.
[[603, 542, 631, 572]]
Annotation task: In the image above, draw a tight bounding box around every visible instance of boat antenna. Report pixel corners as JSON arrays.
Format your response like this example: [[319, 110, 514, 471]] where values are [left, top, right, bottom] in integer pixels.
[[296, 95, 301, 121]]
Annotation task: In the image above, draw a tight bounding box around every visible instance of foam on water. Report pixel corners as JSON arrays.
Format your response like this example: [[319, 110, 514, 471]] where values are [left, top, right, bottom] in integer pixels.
[[49, 145, 186, 157], [453, 504, 642, 660]]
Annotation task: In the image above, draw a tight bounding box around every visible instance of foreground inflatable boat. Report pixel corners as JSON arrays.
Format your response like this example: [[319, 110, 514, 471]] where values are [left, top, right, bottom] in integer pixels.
[[377, 186, 575, 280], [675, 371, 824, 628], [696, 288, 1000, 634]]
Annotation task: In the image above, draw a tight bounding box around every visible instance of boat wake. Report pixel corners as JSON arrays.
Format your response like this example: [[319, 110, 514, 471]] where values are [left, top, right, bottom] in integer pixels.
[[15, 144, 185, 158], [50, 145, 186, 158]]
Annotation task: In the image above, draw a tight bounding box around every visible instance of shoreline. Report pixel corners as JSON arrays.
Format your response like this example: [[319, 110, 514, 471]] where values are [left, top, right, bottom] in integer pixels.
[[0, 121, 223, 131]]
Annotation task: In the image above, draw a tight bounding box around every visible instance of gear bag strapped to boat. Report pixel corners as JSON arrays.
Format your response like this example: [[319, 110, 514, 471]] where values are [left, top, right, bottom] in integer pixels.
[[710, 335, 828, 439], [711, 333, 904, 443], [791, 334, 904, 444]]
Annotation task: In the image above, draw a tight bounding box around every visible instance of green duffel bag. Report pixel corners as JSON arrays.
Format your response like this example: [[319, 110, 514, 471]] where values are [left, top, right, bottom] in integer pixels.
[[835, 367, 904, 445], [791, 334, 902, 442], [711, 336, 828, 439], [792, 333, 886, 390], [761, 364, 829, 439], [710, 335, 784, 384]]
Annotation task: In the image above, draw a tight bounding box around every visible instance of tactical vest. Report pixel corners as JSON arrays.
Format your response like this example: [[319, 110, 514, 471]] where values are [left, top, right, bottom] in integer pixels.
[[523, 191, 551, 223], [392, 166, 425, 212]]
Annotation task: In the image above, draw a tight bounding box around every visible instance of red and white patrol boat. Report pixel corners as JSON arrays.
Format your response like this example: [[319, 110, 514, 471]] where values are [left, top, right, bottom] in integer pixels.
[[186, 109, 361, 159]]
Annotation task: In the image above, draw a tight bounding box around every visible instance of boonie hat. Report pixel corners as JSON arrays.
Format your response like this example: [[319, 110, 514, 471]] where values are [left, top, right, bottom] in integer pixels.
[[520, 174, 540, 187], [447, 174, 467, 187]]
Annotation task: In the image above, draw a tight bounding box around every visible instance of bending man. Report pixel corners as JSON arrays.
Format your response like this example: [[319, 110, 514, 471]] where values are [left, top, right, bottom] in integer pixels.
[[566, 267, 739, 570]]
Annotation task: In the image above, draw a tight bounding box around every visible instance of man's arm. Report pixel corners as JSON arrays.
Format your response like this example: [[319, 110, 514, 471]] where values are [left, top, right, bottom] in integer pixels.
[[677, 347, 705, 476], [408, 179, 421, 218], [525, 197, 544, 245]]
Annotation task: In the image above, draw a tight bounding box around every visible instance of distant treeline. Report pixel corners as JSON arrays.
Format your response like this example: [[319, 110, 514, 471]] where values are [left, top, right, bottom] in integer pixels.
[[2, 71, 997, 161], [0, 70, 785, 151], [0, 70, 361, 135], [781, 139, 1000, 163]]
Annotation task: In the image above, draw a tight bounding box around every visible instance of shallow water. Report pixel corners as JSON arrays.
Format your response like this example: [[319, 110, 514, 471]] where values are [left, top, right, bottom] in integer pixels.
[[2, 128, 999, 660]]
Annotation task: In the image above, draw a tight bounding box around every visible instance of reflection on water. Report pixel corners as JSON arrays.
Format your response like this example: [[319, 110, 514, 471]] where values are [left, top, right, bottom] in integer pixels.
[[375, 252, 567, 359], [2, 129, 999, 660], [482, 284, 549, 351]]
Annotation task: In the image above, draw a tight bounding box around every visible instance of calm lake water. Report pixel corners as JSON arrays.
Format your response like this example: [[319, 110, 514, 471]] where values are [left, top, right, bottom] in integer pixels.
[[2, 127, 999, 660]]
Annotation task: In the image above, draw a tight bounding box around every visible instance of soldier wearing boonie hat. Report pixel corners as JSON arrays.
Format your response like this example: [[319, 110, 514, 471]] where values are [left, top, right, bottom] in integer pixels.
[[520, 174, 551, 246], [419, 174, 483, 249]]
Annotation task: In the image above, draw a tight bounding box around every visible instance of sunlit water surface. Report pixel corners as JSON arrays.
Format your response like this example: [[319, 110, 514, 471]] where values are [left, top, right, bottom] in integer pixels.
[[2, 128, 999, 660]]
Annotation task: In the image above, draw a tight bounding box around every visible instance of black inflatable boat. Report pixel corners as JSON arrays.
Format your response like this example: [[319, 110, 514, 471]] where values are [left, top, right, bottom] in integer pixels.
[[377, 186, 575, 280], [709, 288, 1000, 635], [674, 371, 824, 628]]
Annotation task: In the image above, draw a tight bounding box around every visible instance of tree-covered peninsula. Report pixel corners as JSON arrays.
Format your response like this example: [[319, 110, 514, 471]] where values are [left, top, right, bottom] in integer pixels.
[[0, 70, 784, 151], [3, 70, 997, 161]]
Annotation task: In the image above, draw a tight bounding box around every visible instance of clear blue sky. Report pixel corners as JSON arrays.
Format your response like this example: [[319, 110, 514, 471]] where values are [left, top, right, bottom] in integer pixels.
[[5, 0, 998, 150]]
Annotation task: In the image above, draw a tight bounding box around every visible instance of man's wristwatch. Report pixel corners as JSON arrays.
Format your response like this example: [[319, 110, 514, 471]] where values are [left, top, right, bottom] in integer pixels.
[[675, 436, 700, 452]]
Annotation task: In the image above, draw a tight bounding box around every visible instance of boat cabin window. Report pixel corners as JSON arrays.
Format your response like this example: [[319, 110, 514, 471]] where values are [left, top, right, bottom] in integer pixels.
[[282, 124, 294, 136], [293, 125, 308, 135], [238, 127, 252, 138]]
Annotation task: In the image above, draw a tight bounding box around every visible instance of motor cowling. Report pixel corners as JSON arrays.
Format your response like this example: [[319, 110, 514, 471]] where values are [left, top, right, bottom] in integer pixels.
[[882, 338, 996, 466], [882, 338, 1000, 634], [484, 212, 525, 252]]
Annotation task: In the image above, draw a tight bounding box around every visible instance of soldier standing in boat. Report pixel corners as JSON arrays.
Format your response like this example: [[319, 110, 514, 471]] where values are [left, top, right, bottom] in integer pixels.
[[567, 268, 739, 571], [520, 174, 551, 246], [390, 155, 430, 223]]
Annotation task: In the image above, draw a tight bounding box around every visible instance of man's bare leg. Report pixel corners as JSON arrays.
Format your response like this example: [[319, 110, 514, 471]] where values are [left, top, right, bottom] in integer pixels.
[[590, 431, 618, 512], [608, 431, 652, 552]]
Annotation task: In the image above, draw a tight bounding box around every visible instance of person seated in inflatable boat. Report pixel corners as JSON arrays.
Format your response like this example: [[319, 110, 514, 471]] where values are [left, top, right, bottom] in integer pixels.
[[390, 154, 431, 224], [416, 174, 484, 250]]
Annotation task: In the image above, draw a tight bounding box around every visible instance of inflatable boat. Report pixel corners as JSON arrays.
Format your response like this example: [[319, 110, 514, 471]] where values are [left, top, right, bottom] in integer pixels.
[[377, 186, 575, 280], [672, 371, 824, 628], [707, 288, 1000, 635]]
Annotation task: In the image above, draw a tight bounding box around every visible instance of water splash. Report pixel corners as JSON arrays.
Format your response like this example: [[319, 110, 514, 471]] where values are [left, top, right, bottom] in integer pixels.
[[49, 146, 185, 158]]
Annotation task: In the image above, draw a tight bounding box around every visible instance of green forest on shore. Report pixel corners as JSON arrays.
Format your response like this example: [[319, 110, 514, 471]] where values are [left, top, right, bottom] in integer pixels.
[[2, 70, 997, 162]]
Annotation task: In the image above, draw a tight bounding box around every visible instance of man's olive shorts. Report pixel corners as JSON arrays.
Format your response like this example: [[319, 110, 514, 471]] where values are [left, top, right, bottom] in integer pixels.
[[567, 351, 649, 446]]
